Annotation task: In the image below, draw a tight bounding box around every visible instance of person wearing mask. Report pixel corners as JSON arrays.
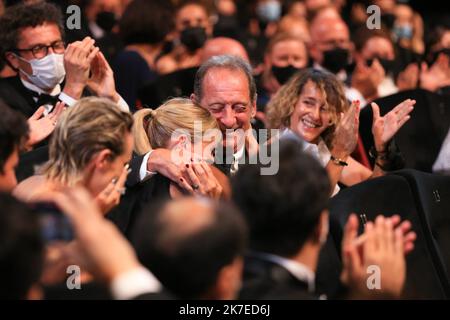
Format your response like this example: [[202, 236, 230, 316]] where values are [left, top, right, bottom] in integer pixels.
[[259, 33, 309, 103], [0, 1, 128, 119], [156, 0, 213, 75]]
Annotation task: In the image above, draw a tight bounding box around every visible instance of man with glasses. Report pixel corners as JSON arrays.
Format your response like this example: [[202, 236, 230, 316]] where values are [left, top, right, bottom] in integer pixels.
[[0, 1, 127, 118]]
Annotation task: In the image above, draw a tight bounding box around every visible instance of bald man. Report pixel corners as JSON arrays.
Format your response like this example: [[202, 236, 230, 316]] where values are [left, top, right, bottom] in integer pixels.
[[201, 37, 249, 63], [309, 12, 366, 103], [133, 197, 247, 299]]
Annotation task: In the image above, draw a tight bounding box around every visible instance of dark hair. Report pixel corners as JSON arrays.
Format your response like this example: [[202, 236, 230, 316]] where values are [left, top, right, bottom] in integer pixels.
[[232, 139, 330, 258], [194, 55, 257, 104], [133, 197, 247, 299], [119, 0, 174, 46], [0, 1, 64, 58], [0, 193, 44, 299], [0, 101, 29, 174]]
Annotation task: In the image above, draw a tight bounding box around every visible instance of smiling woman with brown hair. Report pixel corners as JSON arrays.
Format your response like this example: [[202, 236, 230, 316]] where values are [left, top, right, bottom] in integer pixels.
[[267, 68, 415, 196]]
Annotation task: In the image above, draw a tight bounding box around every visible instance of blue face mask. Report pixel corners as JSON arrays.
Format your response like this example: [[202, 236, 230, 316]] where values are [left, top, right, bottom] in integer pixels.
[[256, 0, 281, 23], [393, 24, 413, 40]]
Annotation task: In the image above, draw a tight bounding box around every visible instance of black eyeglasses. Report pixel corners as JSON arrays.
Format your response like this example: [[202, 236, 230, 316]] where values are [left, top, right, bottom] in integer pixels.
[[14, 40, 65, 59]]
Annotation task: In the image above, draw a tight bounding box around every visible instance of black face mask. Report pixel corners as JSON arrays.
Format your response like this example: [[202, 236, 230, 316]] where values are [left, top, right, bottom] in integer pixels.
[[381, 13, 396, 30], [271, 65, 301, 85], [428, 48, 450, 65], [322, 47, 349, 74], [180, 27, 207, 52], [366, 58, 396, 74], [95, 11, 116, 33]]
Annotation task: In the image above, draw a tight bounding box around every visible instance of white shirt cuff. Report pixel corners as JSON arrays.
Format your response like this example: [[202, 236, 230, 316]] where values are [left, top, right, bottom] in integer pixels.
[[110, 266, 162, 300], [116, 94, 130, 112], [58, 92, 78, 107], [139, 150, 156, 182]]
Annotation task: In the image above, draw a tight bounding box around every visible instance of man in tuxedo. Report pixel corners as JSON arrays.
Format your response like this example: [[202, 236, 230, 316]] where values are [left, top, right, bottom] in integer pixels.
[[0, 1, 128, 118], [133, 196, 247, 299], [232, 140, 411, 299], [130, 55, 258, 193]]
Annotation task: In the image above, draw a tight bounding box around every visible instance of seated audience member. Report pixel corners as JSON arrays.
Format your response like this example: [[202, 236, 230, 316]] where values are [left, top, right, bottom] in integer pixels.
[[0, 102, 29, 192], [131, 55, 259, 196], [133, 196, 247, 299], [156, 0, 213, 75], [13, 97, 133, 215], [257, 33, 309, 109], [308, 9, 369, 104], [109, 98, 228, 235], [266, 68, 415, 195], [353, 28, 399, 99], [233, 140, 414, 299], [0, 186, 165, 300], [114, 0, 173, 108], [137, 37, 250, 108], [397, 26, 450, 93], [0, 1, 128, 119], [0, 193, 44, 299], [201, 37, 250, 63]]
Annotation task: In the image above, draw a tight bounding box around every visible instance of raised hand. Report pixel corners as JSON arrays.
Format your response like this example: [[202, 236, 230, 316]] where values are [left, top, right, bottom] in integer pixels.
[[95, 164, 130, 214], [26, 102, 65, 148], [371, 99, 415, 152], [63, 37, 99, 99], [341, 214, 415, 299], [87, 51, 119, 102], [331, 100, 360, 159], [420, 53, 450, 92]]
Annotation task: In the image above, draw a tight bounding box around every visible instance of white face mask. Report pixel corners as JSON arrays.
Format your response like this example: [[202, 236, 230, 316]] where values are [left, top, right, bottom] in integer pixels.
[[17, 53, 66, 90]]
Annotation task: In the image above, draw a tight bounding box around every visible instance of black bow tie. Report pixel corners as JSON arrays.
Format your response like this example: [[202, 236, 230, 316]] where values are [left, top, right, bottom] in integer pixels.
[[29, 90, 60, 107]]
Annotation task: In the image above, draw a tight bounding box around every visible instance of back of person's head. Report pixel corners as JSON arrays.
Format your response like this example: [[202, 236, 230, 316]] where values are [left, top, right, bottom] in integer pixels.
[[0, 1, 64, 57], [0, 192, 44, 299], [0, 102, 28, 186], [44, 97, 133, 185], [119, 0, 174, 46], [133, 98, 218, 155], [266, 68, 348, 146], [232, 139, 330, 258], [134, 197, 247, 299]]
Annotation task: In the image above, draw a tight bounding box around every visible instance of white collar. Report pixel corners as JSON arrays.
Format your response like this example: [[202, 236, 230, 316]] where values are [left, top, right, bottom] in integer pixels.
[[20, 77, 61, 96], [253, 252, 316, 292]]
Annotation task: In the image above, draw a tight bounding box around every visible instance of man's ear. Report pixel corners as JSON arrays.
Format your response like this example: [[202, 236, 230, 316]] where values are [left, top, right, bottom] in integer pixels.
[[213, 257, 243, 300], [190, 93, 197, 103], [4, 52, 20, 70]]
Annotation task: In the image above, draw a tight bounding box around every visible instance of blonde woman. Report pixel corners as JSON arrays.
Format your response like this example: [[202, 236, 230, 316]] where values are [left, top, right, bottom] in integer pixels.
[[14, 97, 134, 214], [110, 98, 230, 235], [267, 68, 415, 196]]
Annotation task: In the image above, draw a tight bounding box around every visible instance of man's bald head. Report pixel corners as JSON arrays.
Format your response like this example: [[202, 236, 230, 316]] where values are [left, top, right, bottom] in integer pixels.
[[309, 17, 351, 65], [201, 37, 249, 63]]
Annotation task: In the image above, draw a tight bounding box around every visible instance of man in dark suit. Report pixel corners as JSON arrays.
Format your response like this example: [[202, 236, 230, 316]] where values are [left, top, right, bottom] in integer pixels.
[[133, 196, 247, 299], [0, 1, 128, 118], [232, 140, 412, 299]]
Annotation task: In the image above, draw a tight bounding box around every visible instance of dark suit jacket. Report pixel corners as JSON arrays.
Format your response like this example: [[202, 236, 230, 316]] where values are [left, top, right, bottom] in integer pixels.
[[239, 254, 320, 300], [0, 76, 40, 118]]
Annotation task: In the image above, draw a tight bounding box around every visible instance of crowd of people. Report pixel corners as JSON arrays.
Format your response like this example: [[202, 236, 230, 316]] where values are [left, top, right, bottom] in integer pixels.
[[0, 0, 448, 300]]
